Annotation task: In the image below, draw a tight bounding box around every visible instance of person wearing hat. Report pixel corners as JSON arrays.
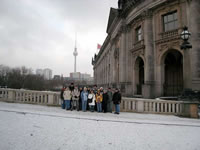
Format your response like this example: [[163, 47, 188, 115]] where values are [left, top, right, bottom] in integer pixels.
[[112, 88, 121, 114]]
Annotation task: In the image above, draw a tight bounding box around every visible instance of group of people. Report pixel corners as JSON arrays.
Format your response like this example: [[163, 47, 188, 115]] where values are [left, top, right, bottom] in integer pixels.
[[60, 83, 122, 114]]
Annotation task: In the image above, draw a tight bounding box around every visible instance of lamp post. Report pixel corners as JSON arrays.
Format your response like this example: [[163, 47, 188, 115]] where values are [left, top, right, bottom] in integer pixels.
[[180, 26, 192, 92], [181, 26, 192, 50]]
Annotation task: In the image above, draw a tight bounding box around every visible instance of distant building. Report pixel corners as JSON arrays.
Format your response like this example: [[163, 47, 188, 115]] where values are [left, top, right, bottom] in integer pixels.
[[70, 72, 81, 80], [69, 72, 93, 82], [53, 75, 61, 80], [80, 73, 93, 81], [43, 68, 52, 80], [20, 67, 33, 75], [36, 68, 52, 80], [36, 69, 43, 76]]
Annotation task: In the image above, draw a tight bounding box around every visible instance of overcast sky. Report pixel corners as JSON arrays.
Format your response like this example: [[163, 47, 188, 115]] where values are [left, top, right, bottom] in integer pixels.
[[0, 0, 118, 77]]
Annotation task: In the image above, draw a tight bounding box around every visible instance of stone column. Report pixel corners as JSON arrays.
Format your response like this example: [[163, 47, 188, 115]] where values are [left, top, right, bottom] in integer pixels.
[[189, 0, 200, 90], [111, 43, 116, 85], [119, 25, 127, 83], [125, 26, 133, 96], [96, 65, 99, 85], [183, 48, 192, 89], [143, 11, 155, 98]]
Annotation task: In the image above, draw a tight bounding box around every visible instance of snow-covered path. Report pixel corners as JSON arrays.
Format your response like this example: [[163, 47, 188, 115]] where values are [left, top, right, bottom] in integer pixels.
[[0, 102, 200, 150]]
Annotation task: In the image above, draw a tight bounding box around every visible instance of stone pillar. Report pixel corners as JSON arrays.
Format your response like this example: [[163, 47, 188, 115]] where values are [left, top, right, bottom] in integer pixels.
[[189, 0, 200, 90], [155, 64, 164, 97], [183, 48, 192, 89], [143, 12, 155, 98], [137, 100, 144, 112], [119, 25, 127, 83], [112, 43, 116, 85], [8, 90, 15, 102], [125, 26, 133, 96], [181, 101, 199, 118], [48, 93, 54, 105]]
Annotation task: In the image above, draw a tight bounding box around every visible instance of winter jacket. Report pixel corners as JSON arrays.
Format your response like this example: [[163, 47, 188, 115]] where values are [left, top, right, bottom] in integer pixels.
[[60, 88, 65, 100], [63, 90, 72, 100], [103, 93, 108, 104], [69, 85, 74, 92], [96, 93, 103, 103], [88, 93, 96, 106], [81, 91, 88, 101], [112, 92, 121, 104], [72, 89, 80, 101], [107, 91, 113, 103]]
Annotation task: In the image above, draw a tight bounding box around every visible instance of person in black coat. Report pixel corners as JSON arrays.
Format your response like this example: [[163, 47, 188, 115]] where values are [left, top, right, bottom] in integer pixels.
[[112, 88, 121, 114], [102, 89, 108, 113], [93, 85, 98, 111], [79, 87, 83, 110], [69, 83, 74, 110], [60, 86, 66, 109]]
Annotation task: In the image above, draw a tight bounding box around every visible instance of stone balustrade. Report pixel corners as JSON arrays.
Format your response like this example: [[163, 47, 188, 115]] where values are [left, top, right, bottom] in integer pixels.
[[160, 29, 179, 39], [0, 88, 199, 118], [0, 88, 60, 106], [121, 97, 183, 115]]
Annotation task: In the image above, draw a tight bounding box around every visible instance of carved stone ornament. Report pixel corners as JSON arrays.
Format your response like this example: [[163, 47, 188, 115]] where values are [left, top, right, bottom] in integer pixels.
[[120, 24, 128, 33], [141, 9, 153, 19], [114, 48, 119, 59], [132, 49, 144, 58], [159, 41, 180, 52]]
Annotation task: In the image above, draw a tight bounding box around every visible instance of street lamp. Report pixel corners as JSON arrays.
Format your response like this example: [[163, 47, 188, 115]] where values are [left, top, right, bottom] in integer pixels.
[[179, 26, 193, 100], [180, 26, 192, 49]]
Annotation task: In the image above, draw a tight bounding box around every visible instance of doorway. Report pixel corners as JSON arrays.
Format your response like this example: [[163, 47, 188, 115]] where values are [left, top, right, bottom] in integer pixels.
[[164, 50, 183, 96]]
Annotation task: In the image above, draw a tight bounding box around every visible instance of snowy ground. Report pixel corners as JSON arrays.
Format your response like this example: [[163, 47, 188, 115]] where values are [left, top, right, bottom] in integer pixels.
[[0, 102, 200, 150]]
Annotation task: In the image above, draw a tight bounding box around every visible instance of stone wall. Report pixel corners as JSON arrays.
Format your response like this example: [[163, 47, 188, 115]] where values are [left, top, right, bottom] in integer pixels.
[[93, 0, 200, 98]]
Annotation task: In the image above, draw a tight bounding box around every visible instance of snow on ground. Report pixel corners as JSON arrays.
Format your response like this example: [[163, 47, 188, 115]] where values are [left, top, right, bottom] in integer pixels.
[[0, 102, 200, 150]]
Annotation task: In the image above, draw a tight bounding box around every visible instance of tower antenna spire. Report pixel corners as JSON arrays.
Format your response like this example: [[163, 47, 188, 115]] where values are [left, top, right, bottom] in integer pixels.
[[73, 32, 78, 73], [75, 32, 77, 49]]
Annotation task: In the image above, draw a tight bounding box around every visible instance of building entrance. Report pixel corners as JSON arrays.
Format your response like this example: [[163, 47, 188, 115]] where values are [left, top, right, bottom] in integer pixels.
[[135, 57, 144, 95], [164, 50, 183, 96]]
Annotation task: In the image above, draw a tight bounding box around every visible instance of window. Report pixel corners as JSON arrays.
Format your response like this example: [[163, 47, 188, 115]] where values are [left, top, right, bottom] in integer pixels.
[[135, 26, 142, 42], [163, 11, 178, 32]]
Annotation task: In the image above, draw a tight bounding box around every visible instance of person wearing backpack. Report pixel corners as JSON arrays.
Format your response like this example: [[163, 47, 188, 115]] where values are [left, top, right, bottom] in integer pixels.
[[88, 90, 96, 112]]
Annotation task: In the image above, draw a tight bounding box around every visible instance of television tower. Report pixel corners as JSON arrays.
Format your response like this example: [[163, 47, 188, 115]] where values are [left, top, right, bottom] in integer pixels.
[[73, 34, 78, 73]]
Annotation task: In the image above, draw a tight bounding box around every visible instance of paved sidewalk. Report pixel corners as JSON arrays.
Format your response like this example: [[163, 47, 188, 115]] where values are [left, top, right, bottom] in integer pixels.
[[0, 102, 200, 150]]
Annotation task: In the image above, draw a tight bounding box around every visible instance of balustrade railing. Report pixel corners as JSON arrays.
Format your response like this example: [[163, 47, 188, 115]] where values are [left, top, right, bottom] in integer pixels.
[[0, 88, 198, 117], [0, 88, 60, 106], [160, 29, 179, 39], [121, 97, 184, 115]]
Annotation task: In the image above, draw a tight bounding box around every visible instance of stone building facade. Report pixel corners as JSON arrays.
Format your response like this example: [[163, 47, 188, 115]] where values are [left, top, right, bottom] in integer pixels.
[[92, 0, 200, 98]]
